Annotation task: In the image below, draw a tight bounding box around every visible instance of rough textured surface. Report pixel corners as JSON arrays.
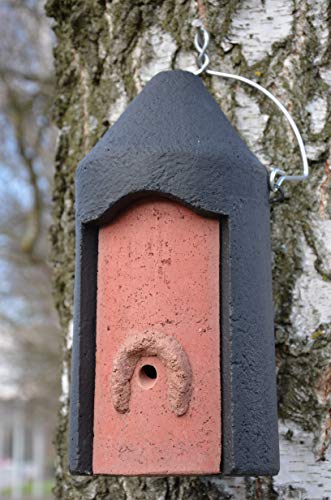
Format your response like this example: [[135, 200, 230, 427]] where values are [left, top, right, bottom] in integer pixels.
[[93, 199, 220, 475], [111, 331, 193, 417], [46, 0, 331, 497], [71, 70, 278, 477]]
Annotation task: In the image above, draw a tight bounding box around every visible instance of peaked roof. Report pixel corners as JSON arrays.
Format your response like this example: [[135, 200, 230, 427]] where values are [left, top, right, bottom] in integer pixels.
[[83, 70, 265, 163], [76, 70, 268, 222]]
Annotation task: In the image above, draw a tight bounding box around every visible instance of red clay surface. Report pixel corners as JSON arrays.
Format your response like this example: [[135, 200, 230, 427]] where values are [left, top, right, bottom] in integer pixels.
[[93, 198, 221, 475]]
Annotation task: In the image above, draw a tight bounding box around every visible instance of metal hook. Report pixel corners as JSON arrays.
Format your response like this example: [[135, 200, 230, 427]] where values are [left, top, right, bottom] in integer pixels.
[[270, 186, 285, 204], [191, 20, 309, 193], [193, 19, 210, 74]]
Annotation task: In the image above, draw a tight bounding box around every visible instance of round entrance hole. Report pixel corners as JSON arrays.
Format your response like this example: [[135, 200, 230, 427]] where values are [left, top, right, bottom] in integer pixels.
[[138, 364, 158, 389]]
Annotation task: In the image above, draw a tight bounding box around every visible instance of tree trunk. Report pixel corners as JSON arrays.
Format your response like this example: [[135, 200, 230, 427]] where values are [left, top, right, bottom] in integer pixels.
[[45, 0, 331, 498]]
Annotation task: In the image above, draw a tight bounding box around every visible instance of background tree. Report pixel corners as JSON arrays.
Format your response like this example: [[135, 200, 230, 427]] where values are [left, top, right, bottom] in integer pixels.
[[46, 0, 331, 498], [0, 0, 60, 410]]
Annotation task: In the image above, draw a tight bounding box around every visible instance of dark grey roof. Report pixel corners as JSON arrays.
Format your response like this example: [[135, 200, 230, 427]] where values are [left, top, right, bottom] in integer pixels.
[[76, 70, 268, 224]]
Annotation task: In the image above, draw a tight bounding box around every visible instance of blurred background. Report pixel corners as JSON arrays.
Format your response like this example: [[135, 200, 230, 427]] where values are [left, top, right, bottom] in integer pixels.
[[0, 1, 60, 498]]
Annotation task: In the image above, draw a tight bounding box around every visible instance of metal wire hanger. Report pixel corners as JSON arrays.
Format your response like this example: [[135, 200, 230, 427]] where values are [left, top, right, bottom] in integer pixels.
[[191, 20, 309, 196]]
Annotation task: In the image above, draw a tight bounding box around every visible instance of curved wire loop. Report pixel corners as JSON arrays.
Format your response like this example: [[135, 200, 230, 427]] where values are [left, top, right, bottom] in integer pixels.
[[192, 21, 309, 193]]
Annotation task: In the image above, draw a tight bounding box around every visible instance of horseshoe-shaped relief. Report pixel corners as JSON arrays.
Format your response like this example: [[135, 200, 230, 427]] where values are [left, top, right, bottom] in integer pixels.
[[111, 331, 193, 416]]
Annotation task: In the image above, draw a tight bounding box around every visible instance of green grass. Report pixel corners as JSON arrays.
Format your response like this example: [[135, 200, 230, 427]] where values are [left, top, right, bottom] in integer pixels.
[[0, 479, 54, 497]]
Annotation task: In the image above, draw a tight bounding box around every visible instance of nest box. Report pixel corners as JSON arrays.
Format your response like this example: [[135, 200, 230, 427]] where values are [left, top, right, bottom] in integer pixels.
[[69, 70, 279, 476]]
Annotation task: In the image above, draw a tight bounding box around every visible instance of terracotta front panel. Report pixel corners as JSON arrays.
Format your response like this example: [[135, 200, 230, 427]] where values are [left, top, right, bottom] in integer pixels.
[[93, 198, 221, 475]]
